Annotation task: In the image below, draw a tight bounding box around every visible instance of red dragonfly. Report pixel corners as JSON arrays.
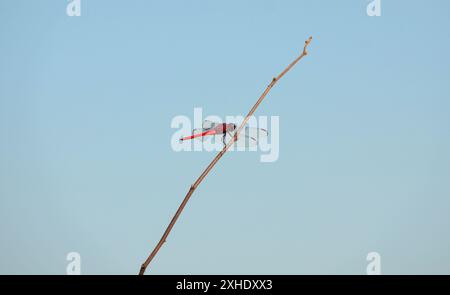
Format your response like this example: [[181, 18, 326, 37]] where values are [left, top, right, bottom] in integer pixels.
[[180, 120, 268, 146]]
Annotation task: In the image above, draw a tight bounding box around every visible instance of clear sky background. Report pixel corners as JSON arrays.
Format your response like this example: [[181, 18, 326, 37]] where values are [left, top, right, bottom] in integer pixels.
[[1, 0, 450, 274]]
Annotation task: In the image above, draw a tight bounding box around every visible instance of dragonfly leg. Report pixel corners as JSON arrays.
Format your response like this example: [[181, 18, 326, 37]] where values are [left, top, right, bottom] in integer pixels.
[[222, 134, 226, 146]]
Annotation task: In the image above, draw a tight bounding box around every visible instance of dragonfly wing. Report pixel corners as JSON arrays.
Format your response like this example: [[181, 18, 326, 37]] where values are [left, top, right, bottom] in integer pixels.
[[224, 133, 257, 147], [235, 134, 258, 147], [202, 120, 220, 130], [226, 127, 268, 147], [243, 127, 268, 139]]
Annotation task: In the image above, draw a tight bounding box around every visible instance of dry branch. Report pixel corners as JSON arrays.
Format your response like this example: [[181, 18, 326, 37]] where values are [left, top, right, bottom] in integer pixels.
[[139, 36, 313, 275]]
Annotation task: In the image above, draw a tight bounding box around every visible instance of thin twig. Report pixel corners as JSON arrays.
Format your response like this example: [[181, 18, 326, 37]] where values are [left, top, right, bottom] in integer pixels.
[[139, 36, 313, 275]]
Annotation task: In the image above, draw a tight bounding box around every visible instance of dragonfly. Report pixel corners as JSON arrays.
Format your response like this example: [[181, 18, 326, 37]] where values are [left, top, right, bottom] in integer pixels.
[[180, 120, 268, 147]]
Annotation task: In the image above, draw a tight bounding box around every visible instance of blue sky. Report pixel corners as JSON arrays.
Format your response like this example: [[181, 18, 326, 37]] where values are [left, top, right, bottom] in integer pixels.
[[1, 0, 450, 274]]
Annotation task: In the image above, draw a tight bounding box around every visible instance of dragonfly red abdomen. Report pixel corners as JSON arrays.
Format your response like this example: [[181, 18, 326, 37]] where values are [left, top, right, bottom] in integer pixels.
[[180, 129, 216, 141]]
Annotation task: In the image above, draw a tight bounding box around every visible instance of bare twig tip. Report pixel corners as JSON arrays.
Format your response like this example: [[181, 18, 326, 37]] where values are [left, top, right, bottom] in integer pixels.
[[302, 36, 313, 55]]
